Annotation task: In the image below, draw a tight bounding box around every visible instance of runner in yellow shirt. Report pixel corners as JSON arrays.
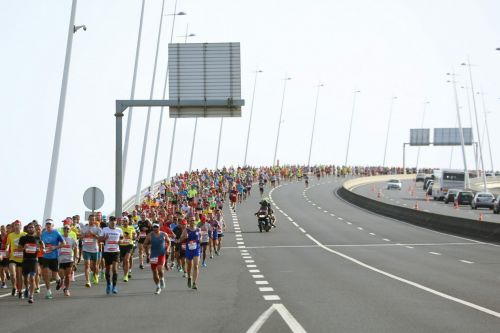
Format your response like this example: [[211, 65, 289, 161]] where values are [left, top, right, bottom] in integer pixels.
[[119, 217, 135, 282], [6, 220, 26, 297]]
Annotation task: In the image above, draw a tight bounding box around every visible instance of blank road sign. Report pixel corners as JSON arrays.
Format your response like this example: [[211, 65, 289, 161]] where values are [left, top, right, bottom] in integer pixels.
[[410, 128, 430, 146], [434, 128, 473, 145], [168, 42, 242, 118]]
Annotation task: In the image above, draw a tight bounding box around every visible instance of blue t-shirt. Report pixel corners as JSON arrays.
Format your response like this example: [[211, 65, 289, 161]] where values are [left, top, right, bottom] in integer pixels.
[[41, 230, 64, 259]]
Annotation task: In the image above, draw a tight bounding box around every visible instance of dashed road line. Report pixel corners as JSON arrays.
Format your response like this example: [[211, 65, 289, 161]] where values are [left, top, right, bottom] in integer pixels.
[[429, 252, 441, 256], [460, 260, 474, 264]]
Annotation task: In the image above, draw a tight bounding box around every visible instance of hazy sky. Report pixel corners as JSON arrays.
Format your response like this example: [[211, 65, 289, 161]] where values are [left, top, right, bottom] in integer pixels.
[[1, 0, 499, 224]]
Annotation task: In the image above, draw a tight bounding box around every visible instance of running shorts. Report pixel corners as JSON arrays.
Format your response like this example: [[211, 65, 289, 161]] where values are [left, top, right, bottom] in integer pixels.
[[40, 258, 59, 272], [59, 262, 73, 270], [103, 252, 120, 266], [83, 251, 98, 261], [22, 259, 37, 276]]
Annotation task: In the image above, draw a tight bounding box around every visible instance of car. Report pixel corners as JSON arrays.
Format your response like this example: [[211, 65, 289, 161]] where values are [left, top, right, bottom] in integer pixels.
[[416, 173, 426, 182], [387, 179, 402, 190], [455, 190, 474, 206], [486, 172, 494, 177], [426, 184, 433, 196], [423, 178, 433, 191], [495, 171, 500, 177], [471, 192, 495, 210], [493, 195, 500, 214], [444, 189, 460, 204]]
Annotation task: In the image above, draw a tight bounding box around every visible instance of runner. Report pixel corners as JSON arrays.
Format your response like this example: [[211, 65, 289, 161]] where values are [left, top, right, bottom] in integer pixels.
[[197, 214, 211, 267], [58, 225, 78, 296], [0, 224, 10, 289], [40, 219, 65, 299], [6, 220, 26, 297], [215, 208, 226, 255], [100, 216, 123, 294], [137, 215, 152, 269], [143, 223, 170, 294], [181, 216, 201, 290], [119, 216, 135, 282], [208, 211, 220, 257], [18, 222, 42, 303], [173, 219, 187, 276], [80, 214, 102, 287]]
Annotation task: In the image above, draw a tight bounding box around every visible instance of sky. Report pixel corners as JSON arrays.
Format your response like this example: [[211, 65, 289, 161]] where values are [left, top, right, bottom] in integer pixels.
[[1, 0, 499, 224]]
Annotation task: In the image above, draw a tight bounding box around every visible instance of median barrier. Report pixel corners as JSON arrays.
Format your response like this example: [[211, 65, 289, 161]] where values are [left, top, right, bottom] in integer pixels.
[[338, 177, 500, 243]]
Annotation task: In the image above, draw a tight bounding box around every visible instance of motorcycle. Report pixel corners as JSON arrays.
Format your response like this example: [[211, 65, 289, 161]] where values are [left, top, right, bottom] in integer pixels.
[[256, 210, 272, 232]]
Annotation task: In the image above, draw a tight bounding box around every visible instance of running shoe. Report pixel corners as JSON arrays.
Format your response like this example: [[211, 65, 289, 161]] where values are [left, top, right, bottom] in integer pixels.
[[146, 257, 150, 264], [192, 283, 198, 290], [45, 290, 53, 299], [123, 275, 129, 282], [187, 278, 192, 288], [0, 282, 6, 288], [215, 250, 219, 256], [85, 281, 91, 288], [139, 264, 144, 270], [106, 284, 111, 295], [64, 289, 70, 297], [155, 287, 161, 295], [209, 254, 214, 259], [28, 296, 34, 304], [100, 270, 105, 279], [35, 287, 40, 294], [128, 271, 132, 279], [202, 262, 207, 267], [24, 288, 28, 299], [93, 275, 99, 285], [55, 279, 61, 291], [179, 267, 184, 273], [160, 279, 165, 290], [182, 272, 187, 278], [11, 288, 16, 296], [18, 290, 22, 299], [112, 286, 118, 294]]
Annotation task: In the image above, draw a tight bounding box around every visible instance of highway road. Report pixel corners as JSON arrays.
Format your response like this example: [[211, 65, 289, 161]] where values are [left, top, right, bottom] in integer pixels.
[[353, 179, 500, 224], [2, 176, 500, 332]]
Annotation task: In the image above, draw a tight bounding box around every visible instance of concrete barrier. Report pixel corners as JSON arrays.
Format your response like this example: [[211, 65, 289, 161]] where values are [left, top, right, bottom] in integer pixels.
[[338, 178, 500, 243]]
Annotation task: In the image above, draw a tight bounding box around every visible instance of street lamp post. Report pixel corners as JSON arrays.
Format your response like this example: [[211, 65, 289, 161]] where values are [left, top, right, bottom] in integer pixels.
[[273, 76, 292, 166], [344, 90, 360, 167], [447, 70, 470, 189], [150, 4, 185, 188], [215, 118, 223, 169], [43, 0, 83, 222], [243, 69, 263, 166], [135, 0, 167, 205], [478, 91, 495, 173], [122, 0, 146, 184], [461, 85, 480, 176], [414, 101, 430, 174], [382, 96, 397, 168], [166, 25, 195, 178], [307, 83, 324, 167], [462, 58, 487, 191]]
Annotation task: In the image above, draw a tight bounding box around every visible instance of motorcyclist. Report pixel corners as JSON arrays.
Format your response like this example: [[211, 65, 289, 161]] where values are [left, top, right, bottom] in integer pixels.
[[254, 198, 276, 228]]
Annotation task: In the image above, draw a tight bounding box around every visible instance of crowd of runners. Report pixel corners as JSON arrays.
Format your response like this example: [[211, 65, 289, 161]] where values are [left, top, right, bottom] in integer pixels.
[[1, 164, 416, 304]]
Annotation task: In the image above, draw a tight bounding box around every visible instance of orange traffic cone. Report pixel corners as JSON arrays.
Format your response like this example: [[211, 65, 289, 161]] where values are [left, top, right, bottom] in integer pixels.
[[414, 202, 419, 210], [453, 200, 459, 210], [479, 213, 484, 222]]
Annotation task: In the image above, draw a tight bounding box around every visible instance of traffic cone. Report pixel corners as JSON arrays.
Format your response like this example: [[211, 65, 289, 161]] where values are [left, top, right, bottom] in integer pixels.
[[479, 213, 484, 222], [453, 200, 459, 210], [377, 190, 382, 198], [414, 202, 419, 210]]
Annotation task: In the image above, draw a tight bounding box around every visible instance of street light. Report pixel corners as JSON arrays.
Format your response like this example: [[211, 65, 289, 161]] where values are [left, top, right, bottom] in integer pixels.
[[122, 0, 146, 184], [307, 83, 324, 167], [151, 0, 185, 187], [461, 58, 487, 190], [382, 96, 397, 168], [477, 91, 495, 173], [446, 70, 469, 189], [243, 69, 263, 166], [135, 0, 167, 205], [43, 0, 84, 222], [273, 76, 292, 166], [344, 89, 360, 167]]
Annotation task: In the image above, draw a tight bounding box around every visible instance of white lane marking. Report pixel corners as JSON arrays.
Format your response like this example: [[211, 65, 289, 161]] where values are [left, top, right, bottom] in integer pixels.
[[237, 242, 245, 245], [460, 260, 474, 264], [275, 206, 280, 210], [242, 256, 252, 259], [429, 252, 441, 256], [346, 222, 352, 225], [255, 281, 269, 285], [357, 227, 364, 230], [318, 207, 322, 209], [235, 231, 242, 233], [330, 213, 335, 217], [292, 222, 299, 227], [312, 203, 316, 206], [383, 239, 391, 242], [306, 234, 500, 319], [252, 274, 265, 279], [406, 246, 414, 249], [245, 260, 255, 263], [238, 245, 247, 248], [263, 295, 281, 301], [246, 303, 307, 333], [369, 233, 376, 236], [287, 217, 293, 222], [283, 213, 289, 217], [247, 264, 257, 268], [323, 210, 328, 213], [337, 217, 343, 220], [259, 287, 274, 292], [249, 269, 261, 273], [299, 227, 306, 233]]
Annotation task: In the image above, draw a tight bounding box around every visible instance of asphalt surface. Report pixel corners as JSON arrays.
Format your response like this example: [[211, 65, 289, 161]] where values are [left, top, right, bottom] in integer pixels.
[[353, 179, 500, 223], [2, 177, 500, 332]]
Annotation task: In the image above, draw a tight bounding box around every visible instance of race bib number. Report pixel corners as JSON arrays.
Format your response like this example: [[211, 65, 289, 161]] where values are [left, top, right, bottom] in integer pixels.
[[25, 243, 37, 254], [59, 245, 72, 256], [188, 241, 197, 250], [14, 250, 23, 259], [107, 241, 118, 252], [120, 239, 130, 245], [139, 232, 147, 238], [150, 257, 158, 264], [83, 238, 94, 245]]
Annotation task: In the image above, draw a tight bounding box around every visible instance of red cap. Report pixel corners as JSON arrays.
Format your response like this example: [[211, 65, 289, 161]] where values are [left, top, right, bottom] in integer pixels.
[[180, 219, 188, 225], [63, 218, 72, 225], [200, 215, 206, 222]]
